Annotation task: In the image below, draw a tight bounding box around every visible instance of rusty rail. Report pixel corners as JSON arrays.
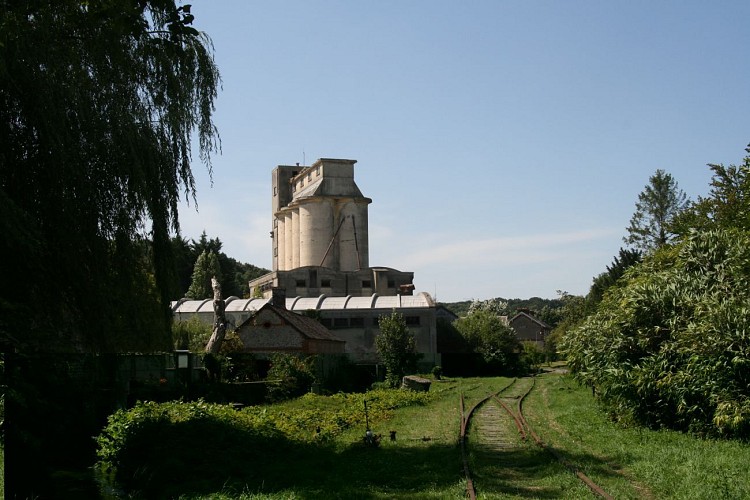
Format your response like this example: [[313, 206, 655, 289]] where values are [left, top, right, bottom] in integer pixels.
[[461, 377, 614, 500]]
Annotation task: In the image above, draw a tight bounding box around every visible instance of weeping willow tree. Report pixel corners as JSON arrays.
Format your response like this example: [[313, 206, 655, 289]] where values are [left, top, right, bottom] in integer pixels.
[[0, 1, 220, 351]]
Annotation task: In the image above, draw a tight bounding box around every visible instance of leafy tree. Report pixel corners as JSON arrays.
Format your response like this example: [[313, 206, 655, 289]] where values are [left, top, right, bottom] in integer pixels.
[[172, 315, 212, 351], [625, 169, 688, 253], [375, 311, 418, 387], [588, 247, 643, 305], [186, 250, 221, 299], [455, 308, 521, 374], [673, 145, 750, 235], [0, 1, 220, 351], [171, 231, 268, 299], [468, 298, 509, 316]]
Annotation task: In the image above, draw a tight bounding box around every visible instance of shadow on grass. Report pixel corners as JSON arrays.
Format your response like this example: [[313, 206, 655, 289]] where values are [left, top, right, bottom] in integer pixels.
[[103, 429, 464, 499], [469, 442, 630, 499]]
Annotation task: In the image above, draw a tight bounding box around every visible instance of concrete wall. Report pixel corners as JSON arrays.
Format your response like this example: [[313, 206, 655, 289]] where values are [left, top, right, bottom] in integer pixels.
[[249, 267, 415, 299]]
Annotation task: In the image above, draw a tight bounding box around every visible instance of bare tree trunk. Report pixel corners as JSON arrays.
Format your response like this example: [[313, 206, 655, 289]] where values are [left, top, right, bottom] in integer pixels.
[[205, 276, 226, 354]]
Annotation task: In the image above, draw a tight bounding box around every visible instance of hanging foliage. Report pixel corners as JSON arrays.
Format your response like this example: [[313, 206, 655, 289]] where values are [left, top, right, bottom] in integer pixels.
[[0, 1, 220, 351]]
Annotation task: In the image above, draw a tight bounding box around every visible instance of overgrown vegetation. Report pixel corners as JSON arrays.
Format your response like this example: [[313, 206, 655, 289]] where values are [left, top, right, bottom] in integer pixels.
[[454, 307, 523, 375], [96, 388, 432, 496], [562, 229, 750, 437], [94, 372, 750, 498], [562, 145, 750, 439], [265, 353, 317, 402]]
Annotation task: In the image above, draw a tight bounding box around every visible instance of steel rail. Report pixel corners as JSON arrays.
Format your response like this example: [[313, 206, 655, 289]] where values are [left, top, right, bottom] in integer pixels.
[[462, 376, 614, 500]]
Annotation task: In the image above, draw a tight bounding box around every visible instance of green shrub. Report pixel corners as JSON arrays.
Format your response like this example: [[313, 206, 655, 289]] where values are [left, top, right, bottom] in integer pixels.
[[96, 399, 286, 496], [562, 230, 750, 438], [265, 353, 316, 403]]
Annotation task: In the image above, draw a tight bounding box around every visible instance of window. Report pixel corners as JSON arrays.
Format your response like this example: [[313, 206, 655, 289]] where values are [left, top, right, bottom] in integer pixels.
[[350, 317, 364, 327], [406, 316, 420, 326], [362, 280, 372, 288], [315, 166, 320, 176], [307, 172, 312, 181], [321, 279, 331, 288], [388, 279, 395, 288], [333, 318, 349, 329], [296, 279, 306, 287]]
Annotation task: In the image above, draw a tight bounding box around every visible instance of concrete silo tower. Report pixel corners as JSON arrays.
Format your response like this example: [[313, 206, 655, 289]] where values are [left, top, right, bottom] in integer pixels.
[[250, 157, 414, 299], [271, 159, 371, 273]]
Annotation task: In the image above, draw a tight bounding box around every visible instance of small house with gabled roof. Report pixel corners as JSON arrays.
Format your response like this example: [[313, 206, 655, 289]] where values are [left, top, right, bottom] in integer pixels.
[[235, 289, 345, 354], [509, 311, 552, 347]]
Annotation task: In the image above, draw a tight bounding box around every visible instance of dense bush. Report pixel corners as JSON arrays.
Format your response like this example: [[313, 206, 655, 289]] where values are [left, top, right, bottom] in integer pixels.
[[455, 308, 523, 375], [96, 399, 287, 495], [561, 229, 750, 438], [96, 388, 431, 495], [266, 353, 317, 402]]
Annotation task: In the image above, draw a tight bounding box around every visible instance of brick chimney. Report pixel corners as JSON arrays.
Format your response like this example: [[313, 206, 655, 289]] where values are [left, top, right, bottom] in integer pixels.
[[270, 287, 286, 309]]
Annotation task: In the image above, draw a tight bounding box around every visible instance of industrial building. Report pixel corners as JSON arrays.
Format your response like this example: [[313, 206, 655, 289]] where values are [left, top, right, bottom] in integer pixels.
[[173, 158, 439, 366]]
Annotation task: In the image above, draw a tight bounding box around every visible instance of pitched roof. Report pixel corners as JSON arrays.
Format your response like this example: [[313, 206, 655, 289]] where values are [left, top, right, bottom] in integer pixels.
[[239, 303, 345, 343], [509, 311, 552, 330]]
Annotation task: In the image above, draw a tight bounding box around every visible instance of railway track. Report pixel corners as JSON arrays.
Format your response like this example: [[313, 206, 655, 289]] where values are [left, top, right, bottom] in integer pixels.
[[459, 377, 614, 499]]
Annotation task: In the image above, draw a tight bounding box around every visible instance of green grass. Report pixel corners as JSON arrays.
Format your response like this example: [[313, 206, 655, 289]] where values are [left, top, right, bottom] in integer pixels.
[[524, 371, 750, 499], [111, 372, 750, 499]]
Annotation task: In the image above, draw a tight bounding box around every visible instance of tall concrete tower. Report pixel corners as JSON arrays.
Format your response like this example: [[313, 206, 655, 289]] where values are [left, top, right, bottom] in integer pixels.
[[271, 158, 371, 273]]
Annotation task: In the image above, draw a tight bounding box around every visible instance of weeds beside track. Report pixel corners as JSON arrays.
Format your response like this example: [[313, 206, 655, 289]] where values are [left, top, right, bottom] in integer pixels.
[[460, 376, 615, 499]]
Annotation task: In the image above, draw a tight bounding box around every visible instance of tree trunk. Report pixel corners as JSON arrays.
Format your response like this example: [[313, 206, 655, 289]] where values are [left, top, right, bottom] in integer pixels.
[[205, 277, 226, 354]]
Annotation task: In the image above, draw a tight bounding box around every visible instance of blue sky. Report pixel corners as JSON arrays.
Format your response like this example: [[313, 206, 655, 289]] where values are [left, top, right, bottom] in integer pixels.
[[178, 1, 750, 303]]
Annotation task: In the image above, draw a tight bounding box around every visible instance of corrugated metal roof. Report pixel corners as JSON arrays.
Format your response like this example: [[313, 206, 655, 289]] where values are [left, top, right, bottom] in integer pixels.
[[224, 298, 268, 312], [172, 293, 434, 314]]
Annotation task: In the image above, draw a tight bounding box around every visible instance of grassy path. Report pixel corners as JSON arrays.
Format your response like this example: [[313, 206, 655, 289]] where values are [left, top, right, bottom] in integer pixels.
[[180, 370, 750, 499]]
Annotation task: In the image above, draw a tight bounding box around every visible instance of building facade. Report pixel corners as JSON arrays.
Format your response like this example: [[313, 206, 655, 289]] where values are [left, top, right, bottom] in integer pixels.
[[171, 291, 438, 364]]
